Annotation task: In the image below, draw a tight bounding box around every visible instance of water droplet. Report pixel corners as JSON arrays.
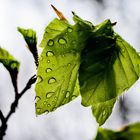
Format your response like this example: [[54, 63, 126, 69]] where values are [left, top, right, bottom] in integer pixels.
[[67, 63, 71, 66], [71, 95, 77, 100], [46, 110, 49, 113], [36, 108, 41, 113], [47, 60, 50, 63], [46, 68, 52, 73], [58, 37, 67, 44], [48, 77, 56, 84], [52, 107, 57, 111], [67, 27, 73, 32], [36, 75, 43, 83], [47, 104, 51, 107], [46, 51, 54, 57], [35, 96, 41, 102], [62, 90, 65, 94], [43, 101, 47, 105], [46, 92, 54, 98], [47, 39, 54, 46], [66, 91, 70, 98]]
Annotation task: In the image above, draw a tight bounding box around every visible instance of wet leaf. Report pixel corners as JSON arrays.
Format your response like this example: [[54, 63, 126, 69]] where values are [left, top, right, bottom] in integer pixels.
[[35, 14, 94, 114]]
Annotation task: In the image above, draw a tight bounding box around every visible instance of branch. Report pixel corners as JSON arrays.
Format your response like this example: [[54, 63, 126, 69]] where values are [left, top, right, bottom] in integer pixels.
[[0, 75, 36, 140]]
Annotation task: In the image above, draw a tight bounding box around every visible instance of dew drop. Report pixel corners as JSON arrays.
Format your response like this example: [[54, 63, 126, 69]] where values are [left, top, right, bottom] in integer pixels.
[[48, 77, 56, 84], [46, 92, 54, 98], [67, 27, 73, 32], [43, 101, 47, 105], [47, 104, 51, 107], [52, 107, 57, 111], [45, 110, 49, 113], [66, 91, 70, 98], [36, 108, 41, 113], [46, 68, 52, 73], [46, 51, 54, 57], [58, 37, 67, 44], [47, 39, 54, 46], [36, 75, 43, 83], [35, 96, 41, 102], [71, 95, 77, 100], [47, 60, 50, 63]]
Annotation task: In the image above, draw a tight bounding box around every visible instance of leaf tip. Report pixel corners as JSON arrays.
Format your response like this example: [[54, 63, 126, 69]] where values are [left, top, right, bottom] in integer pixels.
[[51, 4, 67, 21]]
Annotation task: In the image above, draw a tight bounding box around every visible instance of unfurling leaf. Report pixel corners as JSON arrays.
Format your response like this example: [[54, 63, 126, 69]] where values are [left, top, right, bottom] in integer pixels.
[[94, 122, 140, 140], [0, 47, 20, 91], [79, 19, 140, 125], [35, 14, 94, 115], [18, 27, 38, 67], [35, 11, 140, 126]]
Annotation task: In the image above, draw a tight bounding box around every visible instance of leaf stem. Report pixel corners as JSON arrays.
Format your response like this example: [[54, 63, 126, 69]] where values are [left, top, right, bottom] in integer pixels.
[[0, 75, 36, 140]]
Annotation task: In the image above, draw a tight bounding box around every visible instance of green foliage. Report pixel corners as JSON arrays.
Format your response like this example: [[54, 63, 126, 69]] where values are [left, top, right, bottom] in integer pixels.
[[94, 122, 140, 140], [35, 15, 93, 114], [0, 47, 20, 88], [18, 27, 38, 66], [80, 20, 140, 125], [35, 13, 140, 126]]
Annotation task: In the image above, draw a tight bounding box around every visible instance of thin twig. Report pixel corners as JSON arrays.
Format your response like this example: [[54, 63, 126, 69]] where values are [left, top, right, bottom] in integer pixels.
[[0, 75, 36, 140]]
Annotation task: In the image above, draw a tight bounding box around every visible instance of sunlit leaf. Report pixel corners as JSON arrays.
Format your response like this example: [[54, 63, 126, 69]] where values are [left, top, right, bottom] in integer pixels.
[[94, 122, 140, 140], [92, 98, 116, 125], [79, 20, 140, 125], [0, 47, 20, 89], [18, 27, 38, 66], [35, 14, 94, 114]]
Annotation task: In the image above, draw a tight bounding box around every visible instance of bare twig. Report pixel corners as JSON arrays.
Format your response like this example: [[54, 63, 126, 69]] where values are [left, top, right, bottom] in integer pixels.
[[0, 75, 36, 140]]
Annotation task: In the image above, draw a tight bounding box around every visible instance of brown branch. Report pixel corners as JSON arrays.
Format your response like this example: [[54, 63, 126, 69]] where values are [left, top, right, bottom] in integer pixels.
[[0, 75, 36, 140]]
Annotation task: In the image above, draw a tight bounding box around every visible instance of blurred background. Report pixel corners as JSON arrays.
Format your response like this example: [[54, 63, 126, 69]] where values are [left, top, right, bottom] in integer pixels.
[[0, 0, 140, 139]]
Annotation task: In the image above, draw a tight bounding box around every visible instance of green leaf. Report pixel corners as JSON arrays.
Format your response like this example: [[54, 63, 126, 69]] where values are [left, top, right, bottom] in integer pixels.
[[0, 47, 20, 89], [79, 20, 140, 125], [35, 15, 94, 115], [94, 122, 140, 140], [92, 98, 116, 126], [80, 20, 116, 105], [18, 27, 38, 66]]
